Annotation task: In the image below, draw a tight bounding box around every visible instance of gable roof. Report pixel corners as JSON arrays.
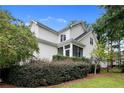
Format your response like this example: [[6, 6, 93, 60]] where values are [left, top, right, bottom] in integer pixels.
[[31, 20, 58, 35], [75, 30, 98, 43], [31, 20, 86, 35], [75, 31, 90, 40], [59, 21, 87, 33], [58, 38, 85, 48]]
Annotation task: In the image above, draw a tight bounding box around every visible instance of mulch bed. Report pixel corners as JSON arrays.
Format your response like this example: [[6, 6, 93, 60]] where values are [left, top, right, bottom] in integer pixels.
[[0, 82, 16, 88]]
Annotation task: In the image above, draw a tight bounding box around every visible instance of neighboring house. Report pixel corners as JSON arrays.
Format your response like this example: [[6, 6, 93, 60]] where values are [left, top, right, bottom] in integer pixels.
[[113, 51, 124, 65], [30, 20, 97, 61]]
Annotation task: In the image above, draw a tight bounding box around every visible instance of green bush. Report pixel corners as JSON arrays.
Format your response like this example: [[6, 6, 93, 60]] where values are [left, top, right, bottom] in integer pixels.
[[120, 64, 124, 72], [89, 64, 101, 74], [53, 55, 90, 63], [2, 61, 89, 87]]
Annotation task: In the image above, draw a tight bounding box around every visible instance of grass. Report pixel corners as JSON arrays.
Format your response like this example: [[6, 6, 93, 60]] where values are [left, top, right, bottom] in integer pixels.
[[48, 68, 124, 88]]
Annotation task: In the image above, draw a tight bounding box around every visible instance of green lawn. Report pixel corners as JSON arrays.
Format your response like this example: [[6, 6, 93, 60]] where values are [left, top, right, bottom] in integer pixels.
[[49, 68, 124, 88]]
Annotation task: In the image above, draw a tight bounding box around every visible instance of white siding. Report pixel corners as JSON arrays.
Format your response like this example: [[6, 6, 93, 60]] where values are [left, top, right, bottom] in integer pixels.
[[35, 43, 57, 61], [70, 24, 85, 39], [31, 22, 58, 43], [30, 23, 39, 37], [31, 21, 98, 61], [38, 26, 58, 43], [59, 29, 70, 43], [79, 32, 97, 58]]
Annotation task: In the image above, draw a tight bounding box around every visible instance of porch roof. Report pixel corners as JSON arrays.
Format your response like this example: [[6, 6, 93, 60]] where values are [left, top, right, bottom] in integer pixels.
[[57, 38, 85, 48]]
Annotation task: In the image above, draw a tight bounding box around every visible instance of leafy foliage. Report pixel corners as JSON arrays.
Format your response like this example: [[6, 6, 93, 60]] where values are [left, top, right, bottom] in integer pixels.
[[53, 55, 90, 63], [0, 9, 39, 68], [91, 42, 106, 74], [93, 6, 124, 43], [91, 42, 107, 62], [2, 61, 89, 87], [92, 6, 124, 67]]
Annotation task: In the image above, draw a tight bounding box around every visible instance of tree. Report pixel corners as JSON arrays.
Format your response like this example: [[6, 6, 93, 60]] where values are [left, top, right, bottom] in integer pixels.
[[91, 42, 107, 74], [0, 9, 39, 69], [82, 21, 92, 30], [93, 5, 124, 67]]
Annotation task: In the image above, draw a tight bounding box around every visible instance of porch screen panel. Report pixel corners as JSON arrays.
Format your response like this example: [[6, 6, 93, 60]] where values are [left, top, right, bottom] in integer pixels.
[[73, 45, 83, 57]]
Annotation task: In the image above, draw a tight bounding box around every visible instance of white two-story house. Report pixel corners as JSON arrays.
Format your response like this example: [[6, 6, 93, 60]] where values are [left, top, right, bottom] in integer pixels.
[[30, 20, 97, 61]]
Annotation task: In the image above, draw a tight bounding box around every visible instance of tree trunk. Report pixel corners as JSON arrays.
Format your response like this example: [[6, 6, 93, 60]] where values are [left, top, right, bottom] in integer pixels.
[[94, 63, 97, 75], [118, 38, 121, 67], [107, 39, 110, 72], [107, 63, 109, 72], [110, 40, 113, 68], [0, 70, 2, 82]]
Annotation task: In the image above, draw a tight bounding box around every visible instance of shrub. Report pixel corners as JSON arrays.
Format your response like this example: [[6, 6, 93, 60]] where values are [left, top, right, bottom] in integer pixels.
[[120, 64, 124, 72], [53, 55, 90, 63], [2, 61, 89, 87], [89, 64, 101, 74]]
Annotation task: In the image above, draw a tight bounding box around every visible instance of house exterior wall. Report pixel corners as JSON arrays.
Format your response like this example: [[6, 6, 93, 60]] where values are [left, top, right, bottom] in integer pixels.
[[58, 24, 85, 43], [79, 32, 97, 58], [58, 29, 70, 43], [35, 42, 57, 61], [31, 21, 97, 62], [31, 22, 58, 43], [31, 22, 58, 61], [38, 26, 58, 43], [30, 22, 39, 37], [70, 24, 85, 39]]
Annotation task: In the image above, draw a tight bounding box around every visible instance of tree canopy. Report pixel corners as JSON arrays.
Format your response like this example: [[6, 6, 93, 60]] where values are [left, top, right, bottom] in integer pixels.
[[93, 6, 124, 43], [92, 6, 124, 66], [91, 42, 107, 62], [0, 9, 39, 68]]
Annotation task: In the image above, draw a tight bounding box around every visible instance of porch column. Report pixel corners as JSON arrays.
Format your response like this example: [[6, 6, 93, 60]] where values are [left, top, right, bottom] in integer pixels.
[[70, 43, 73, 57], [63, 45, 66, 56]]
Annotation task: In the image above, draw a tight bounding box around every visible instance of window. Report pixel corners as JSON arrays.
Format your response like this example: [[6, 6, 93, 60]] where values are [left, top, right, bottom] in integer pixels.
[[90, 38, 93, 45], [65, 45, 70, 49], [60, 34, 66, 42], [64, 44, 70, 56], [65, 49, 70, 56], [73, 45, 83, 57], [64, 35, 66, 41]]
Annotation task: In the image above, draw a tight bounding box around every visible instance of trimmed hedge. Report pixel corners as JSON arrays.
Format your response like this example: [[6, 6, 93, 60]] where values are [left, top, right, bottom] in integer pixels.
[[89, 64, 101, 74], [2, 61, 89, 87], [53, 55, 101, 73], [53, 55, 90, 63]]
